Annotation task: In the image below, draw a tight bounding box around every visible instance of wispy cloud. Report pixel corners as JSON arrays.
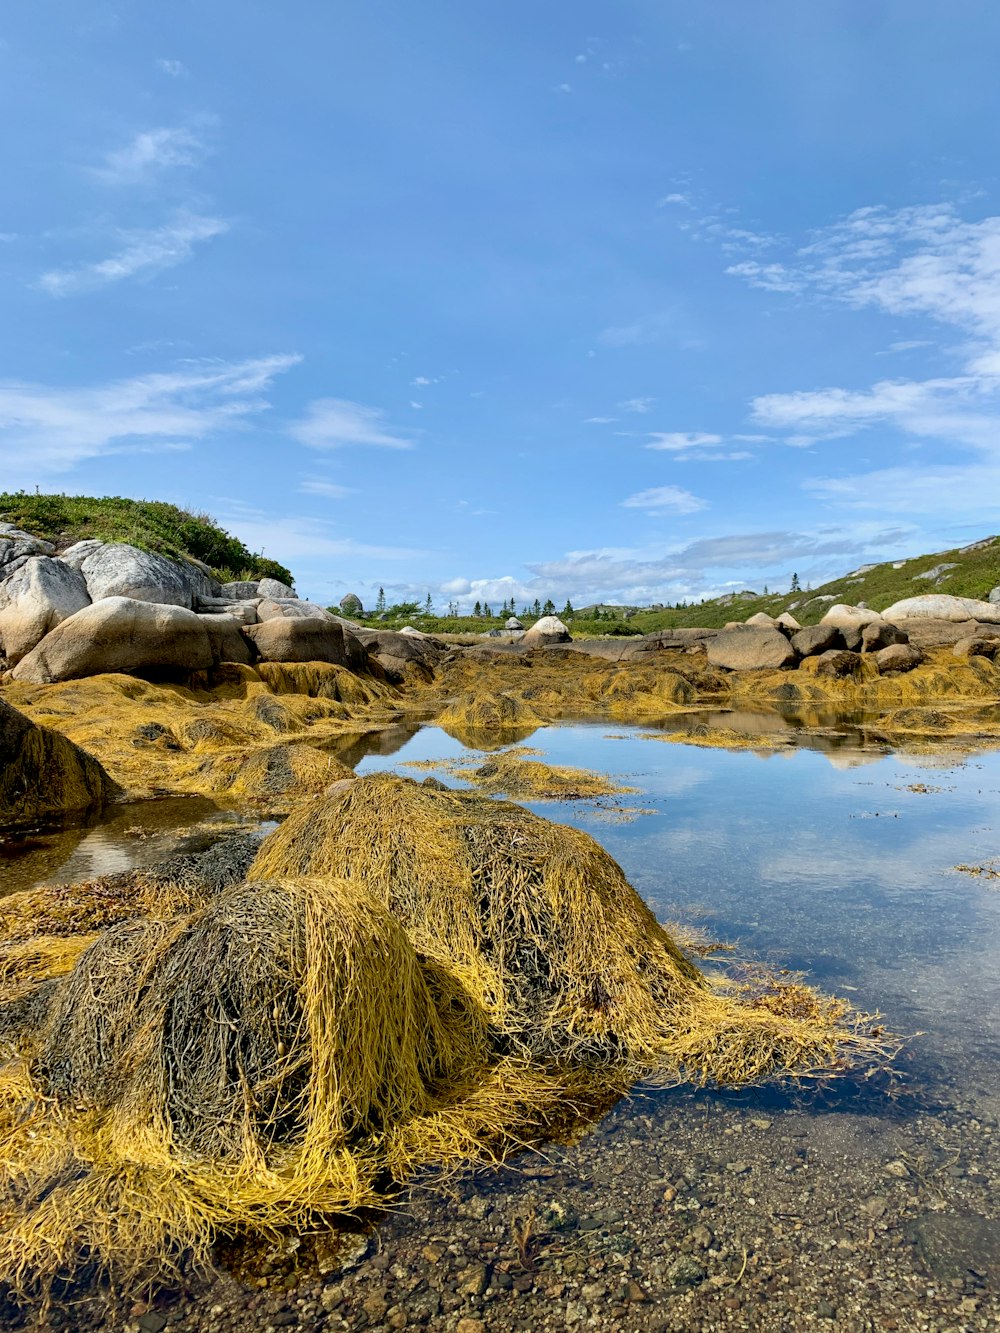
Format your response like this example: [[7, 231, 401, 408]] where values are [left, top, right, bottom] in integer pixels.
[[217, 505, 426, 565], [156, 58, 186, 77], [621, 485, 707, 514], [298, 478, 354, 499], [583, 416, 616, 424], [0, 354, 300, 485], [38, 213, 228, 296], [646, 432, 723, 451], [618, 396, 655, 414], [93, 125, 210, 185], [289, 398, 414, 451]]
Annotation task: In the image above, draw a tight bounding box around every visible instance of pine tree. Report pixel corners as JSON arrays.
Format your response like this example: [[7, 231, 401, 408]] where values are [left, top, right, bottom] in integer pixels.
[[375, 586, 386, 614], [483, 602, 491, 618], [790, 572, 801, 593], [424, 593, 433, 615], [542, 598, 555, 616], [562, 599, 574, 618], [532, 598, 541, 618], [473, 600, 482, 617]]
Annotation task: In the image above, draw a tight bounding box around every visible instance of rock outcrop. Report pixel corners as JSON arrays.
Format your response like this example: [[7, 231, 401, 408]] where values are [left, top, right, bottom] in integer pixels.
[[882, 594, 1000, 624], [0, 557, 91, 666], [257, 577, 297, 600], [0, 524, 54, 580], [0, 697, 120, 826], [820, 604, 885, 630], [11, 597, 214, 684], [72, 543, 201, 608], [791, 624, 842, 658]]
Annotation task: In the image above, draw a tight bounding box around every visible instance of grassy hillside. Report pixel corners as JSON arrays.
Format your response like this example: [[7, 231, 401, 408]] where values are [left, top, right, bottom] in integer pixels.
[[0, 493, 293, 587], [347, 535, 1000, 638]]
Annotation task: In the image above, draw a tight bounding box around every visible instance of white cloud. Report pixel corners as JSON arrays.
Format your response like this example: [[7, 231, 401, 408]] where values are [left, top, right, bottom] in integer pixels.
[[621, 485, 707, 514], [289, 398, 414, 451], [657, 193, 690, 207], [94, 126, 209, 184], [156, 58, 186, 77], [618, 396, 655, 414], [38, 213, 228, 296], [805, 463, 1000, 515], [0, 354, 300, 485], [646, 432, 723, 452], [409, 400, 423, 409], [583, 416, 616, 424], [727, 204, 1000, 464], [556, 83, 573, 94], [298, 478, 354, 499]]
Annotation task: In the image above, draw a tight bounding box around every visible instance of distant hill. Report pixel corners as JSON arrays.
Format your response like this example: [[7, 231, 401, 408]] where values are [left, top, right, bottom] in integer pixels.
[[0, 493, 293, 587], [613, 535, 1000, 634]]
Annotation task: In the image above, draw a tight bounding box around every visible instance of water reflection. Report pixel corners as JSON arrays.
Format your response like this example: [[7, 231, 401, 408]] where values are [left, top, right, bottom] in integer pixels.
[[0, 795, 231, 899], [358, 719, 1000, 1120]]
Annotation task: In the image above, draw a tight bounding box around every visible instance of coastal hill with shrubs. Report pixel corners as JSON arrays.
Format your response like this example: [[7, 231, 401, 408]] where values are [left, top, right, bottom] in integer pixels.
[[0, 492, 293, 587], [353, 536, 1000, 636]]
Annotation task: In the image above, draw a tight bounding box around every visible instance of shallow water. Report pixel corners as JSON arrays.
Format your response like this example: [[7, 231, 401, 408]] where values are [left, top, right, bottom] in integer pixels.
[[0, 794, 243, 899], [359, 721, 1000, 1119]]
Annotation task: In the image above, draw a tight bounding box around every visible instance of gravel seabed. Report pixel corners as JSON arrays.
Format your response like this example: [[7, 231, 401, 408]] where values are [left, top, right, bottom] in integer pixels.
[[4, 1081, 996, 1333]]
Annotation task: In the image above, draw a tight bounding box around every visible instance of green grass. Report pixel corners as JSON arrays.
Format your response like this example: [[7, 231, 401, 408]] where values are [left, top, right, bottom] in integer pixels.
[[0, 493, 293, 586]]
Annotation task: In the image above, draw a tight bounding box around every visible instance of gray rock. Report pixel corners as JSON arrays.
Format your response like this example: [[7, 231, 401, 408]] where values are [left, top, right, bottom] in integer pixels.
[[197, 613, 256, 666], [666, 1255, 705, 1289], [0, 525, 54, 579], [245, 616, 362, 668], [914, 562, 957, 581], [791, 624, 842, 658], [0, 556, 91, 665], [745, 611, 777, 626], [257, 576, 297, 600], [989, 586, 1000, 605], [522, 615, 571, 647], [79, 543, 197, 608], [707, 625, 798, 671], [774, 611, 801, 630], [340, 592, 364, 617], [875, 644, 923, 674], [814, 649, 863, 678], [861, 621, 909, 652], [883, 593, 1000, 624], [58, 539, 105, 569], [505, 617, 524, 631], [257, 598, 334, 622], [11, 596, 214, 683], [220, 580, 261, 599]]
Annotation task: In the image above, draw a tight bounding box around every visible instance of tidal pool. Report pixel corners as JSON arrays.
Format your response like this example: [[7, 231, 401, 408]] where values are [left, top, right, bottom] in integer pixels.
[[351, 720, 1000, 1329]]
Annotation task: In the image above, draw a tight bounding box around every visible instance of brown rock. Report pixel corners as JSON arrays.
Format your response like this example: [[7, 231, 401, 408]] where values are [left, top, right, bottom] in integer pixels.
[[861, 621, 909, 652], [952, 635, 1000, 660], [706, 625, 798, 671], [11, 596, 213, 683], [875, 644, 923, 674], [790, 624, 842, 658], [245, 617, 364, 668]]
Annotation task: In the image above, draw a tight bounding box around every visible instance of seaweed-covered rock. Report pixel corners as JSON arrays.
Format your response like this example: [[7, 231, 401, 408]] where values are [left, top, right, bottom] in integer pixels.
[[814, 649, 863, 678], [0, 556, 91, 665], [11, 597, 214, 683], [0, 697, 119, 826]]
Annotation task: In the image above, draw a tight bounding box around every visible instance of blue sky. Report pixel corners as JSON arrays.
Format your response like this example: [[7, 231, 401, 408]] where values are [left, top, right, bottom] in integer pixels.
[[2, 3, 1000, 610]]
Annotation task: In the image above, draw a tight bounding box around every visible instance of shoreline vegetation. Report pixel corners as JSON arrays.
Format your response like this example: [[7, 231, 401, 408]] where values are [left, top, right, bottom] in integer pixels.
[[1, 505, 998, 1317]]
